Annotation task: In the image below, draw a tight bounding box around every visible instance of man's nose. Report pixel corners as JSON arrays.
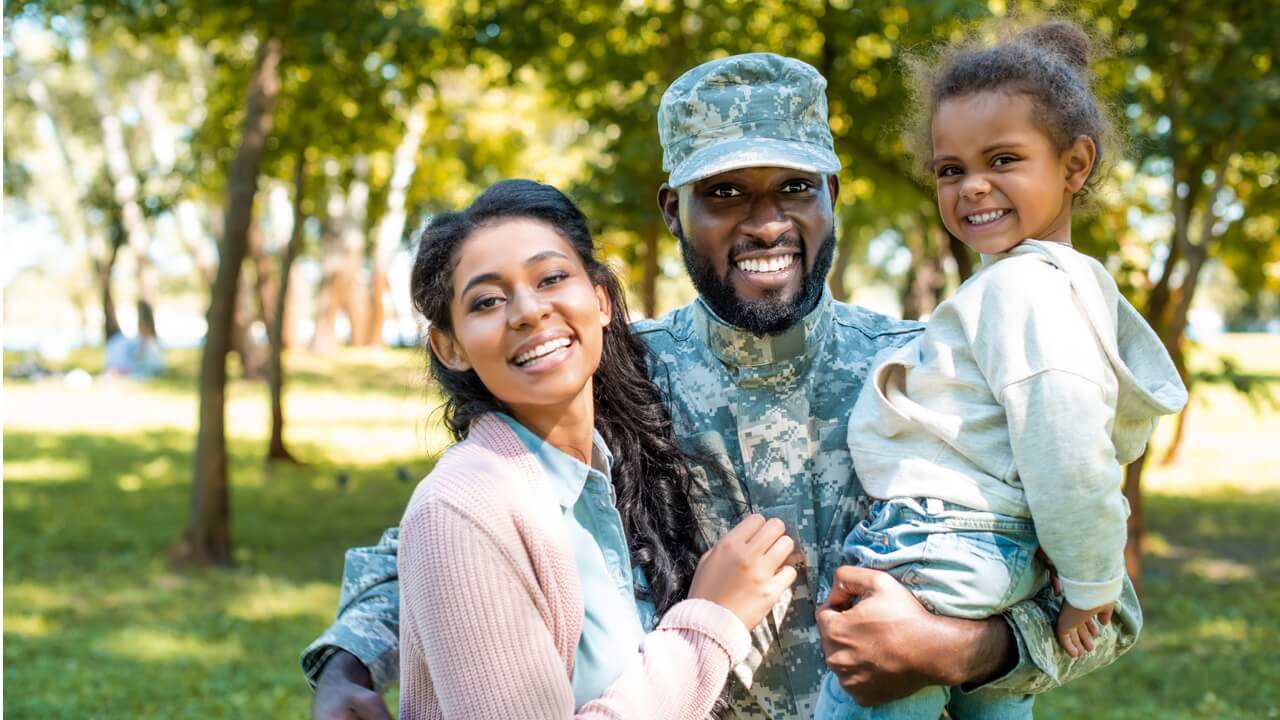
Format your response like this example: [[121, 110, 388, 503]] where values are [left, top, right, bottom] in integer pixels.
[[740, 194, 793, 245], [507, 286, 550, 329]]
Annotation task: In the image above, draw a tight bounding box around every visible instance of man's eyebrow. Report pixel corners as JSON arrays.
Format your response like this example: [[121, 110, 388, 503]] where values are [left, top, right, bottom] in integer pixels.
[[459, 251, 571, 297]]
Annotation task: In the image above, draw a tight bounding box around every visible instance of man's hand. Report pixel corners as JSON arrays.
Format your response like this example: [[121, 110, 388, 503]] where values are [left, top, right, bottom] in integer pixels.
[[815, 566, 1015, 707], [312, 650, 392, 720]]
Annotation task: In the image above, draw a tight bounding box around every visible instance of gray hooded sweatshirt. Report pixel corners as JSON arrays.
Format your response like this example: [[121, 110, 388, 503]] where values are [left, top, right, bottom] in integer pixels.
[[847, 239, 1187, 610]]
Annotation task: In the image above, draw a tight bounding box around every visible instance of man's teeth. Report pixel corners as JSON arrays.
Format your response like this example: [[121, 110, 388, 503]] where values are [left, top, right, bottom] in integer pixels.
[[966, 210, 1008, 225], [735, 255, 798, 274], [514, 337, 571, 366]]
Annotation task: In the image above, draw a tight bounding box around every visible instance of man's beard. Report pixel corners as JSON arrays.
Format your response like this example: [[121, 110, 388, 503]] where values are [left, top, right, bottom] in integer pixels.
[[679, 229, 836, 337]]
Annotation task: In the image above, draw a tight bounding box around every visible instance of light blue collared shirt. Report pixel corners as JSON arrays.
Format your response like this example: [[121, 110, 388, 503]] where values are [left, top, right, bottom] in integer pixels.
[[496, 414, 657, 709]]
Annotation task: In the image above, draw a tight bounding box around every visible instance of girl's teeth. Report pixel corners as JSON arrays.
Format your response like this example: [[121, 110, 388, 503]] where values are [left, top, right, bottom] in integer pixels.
[[968, 210, 1008, 225]]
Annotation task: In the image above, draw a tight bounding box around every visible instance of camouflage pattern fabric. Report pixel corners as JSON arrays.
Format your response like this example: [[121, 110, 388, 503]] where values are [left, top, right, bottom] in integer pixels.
[[300, 528, 401, 692], [658, 53, 841, 188], [301, 292, 1144, 716]]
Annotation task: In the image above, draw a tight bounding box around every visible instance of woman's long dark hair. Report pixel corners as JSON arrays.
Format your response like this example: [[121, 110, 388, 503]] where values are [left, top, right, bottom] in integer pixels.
[[410, 179, 707, 622]]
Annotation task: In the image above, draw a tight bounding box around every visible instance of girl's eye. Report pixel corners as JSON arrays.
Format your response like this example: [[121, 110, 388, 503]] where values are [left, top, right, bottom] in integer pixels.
[[937, 165, 962, 178], [992, 155, 1017, 167], [540, 272, 568, 288]]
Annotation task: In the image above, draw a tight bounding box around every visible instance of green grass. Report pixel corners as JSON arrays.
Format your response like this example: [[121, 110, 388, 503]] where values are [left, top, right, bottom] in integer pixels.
[[4, 338, 1279, 718]]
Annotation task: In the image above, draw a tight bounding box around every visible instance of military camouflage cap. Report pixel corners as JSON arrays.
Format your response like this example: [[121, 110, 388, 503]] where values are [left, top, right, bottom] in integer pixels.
[[659, 52, 841, 188]]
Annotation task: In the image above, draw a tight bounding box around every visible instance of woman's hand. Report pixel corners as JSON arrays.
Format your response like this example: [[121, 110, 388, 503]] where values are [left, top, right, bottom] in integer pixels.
[[688, 514, 799, 630]]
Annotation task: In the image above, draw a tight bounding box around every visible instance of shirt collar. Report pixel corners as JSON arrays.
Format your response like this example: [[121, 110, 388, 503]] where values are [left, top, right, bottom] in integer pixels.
[[693, 288, 835, 369], [495, 413, 613, 510]]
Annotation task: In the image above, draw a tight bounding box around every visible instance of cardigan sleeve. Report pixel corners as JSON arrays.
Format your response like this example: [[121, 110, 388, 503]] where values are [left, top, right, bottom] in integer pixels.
[[399, 496, 749, 720]]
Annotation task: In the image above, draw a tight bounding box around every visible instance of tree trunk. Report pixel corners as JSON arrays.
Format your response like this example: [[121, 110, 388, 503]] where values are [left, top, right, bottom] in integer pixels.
[[1160, 400, 1191, 465], [171, 36, 281, 569], [828, 227, 854, 303], [900, 215, 945, 321], [89, 52, 159, 329], [366, 96, 429, 347], [312, 161, 370, 350], [1122, 454, 1147, 596], [947, 231, 974, 283], [641, 222, 660, 318], [266, 154, 307, 463]]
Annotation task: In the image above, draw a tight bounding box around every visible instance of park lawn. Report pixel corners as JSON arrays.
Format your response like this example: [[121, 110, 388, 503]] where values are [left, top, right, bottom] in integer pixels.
[[4, 337, 1278, 719]]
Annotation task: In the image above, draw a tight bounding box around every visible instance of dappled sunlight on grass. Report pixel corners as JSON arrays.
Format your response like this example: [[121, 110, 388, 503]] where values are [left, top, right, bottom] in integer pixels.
[[97, 627, 245, 664], [4, 339, 1277, 718], [2, 457, 89, 483]]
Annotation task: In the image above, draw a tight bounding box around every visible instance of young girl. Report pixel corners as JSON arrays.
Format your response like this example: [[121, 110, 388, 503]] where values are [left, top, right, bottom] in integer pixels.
[[399, 179, 798, 719], [817, 21, 1186, 720]]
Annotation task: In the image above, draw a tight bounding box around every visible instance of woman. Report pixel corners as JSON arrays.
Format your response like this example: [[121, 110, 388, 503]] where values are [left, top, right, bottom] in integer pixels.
[[400, 179, 797, 719]]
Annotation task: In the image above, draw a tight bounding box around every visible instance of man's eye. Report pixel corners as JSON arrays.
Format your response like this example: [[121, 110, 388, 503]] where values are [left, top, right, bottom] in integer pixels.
[[781, 180, 814, 193], [709, 186, 742, 198]]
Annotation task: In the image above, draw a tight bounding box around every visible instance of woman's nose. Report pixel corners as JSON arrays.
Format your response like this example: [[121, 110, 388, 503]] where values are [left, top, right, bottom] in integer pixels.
[[507, 286, 551, 328]]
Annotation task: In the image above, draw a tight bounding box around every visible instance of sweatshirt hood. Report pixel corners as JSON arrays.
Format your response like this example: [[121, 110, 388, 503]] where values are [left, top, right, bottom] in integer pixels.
[[1007, 241, 1188, 462]]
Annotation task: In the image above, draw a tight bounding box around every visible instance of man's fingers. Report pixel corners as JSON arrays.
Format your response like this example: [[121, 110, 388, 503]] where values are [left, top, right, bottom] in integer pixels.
[[348, 693, 393, 720], [825, 565, 882, 609]]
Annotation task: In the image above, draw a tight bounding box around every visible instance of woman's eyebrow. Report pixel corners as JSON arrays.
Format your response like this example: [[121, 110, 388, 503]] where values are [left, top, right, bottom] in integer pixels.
[[459, 251, 572, 297]]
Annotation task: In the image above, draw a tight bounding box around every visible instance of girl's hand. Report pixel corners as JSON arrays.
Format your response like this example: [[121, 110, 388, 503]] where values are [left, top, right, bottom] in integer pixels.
[[1056, 601, 1114, 658], [689, 514, 799, 630]]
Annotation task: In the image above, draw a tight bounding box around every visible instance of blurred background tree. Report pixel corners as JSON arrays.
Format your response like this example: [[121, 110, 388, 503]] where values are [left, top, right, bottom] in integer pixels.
[[4, 0, 1276, 582]]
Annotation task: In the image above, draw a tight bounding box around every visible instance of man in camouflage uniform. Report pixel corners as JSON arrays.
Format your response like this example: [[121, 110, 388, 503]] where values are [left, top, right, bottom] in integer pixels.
[[304, 53, 1141, 719]]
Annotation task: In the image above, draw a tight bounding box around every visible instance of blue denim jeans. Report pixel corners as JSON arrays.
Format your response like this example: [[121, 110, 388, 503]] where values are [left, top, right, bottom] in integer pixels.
[[815, 497, 1046, 720]]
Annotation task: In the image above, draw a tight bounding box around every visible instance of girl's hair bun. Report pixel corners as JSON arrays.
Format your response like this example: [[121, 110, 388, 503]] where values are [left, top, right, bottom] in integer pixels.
[[1018, 20, 1091, 73]]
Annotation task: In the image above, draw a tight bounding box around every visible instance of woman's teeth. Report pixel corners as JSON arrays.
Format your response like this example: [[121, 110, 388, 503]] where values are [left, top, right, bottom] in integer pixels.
[[966, 210, 1009, 225], [736, 254, 798, 274], [514, 337, 571, 366]]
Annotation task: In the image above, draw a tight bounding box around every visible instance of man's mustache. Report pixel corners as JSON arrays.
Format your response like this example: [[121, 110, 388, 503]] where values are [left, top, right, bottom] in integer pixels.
[[729, 236, 804, 261]]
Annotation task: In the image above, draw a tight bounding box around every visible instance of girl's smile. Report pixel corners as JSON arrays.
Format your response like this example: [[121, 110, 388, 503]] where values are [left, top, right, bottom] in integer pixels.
[[931, 91, 1095, 256]]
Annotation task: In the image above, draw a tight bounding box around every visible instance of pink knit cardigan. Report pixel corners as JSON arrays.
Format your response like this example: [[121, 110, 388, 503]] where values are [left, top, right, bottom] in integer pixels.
[[398, 413, 751, 720]]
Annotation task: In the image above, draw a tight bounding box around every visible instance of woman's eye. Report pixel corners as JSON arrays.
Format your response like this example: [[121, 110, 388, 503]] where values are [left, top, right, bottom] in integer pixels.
[[470, 296, 501, 312], [540, 272, 568, 287]]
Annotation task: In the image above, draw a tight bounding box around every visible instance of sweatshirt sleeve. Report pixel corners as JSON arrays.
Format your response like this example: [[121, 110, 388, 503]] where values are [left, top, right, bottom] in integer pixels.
[[1001, 370, 1128, 609], [399, 498, 749, 720]]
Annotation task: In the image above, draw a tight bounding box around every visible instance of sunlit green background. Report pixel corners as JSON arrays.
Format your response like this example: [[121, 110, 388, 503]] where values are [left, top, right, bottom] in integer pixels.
[[4, 0, 1278, 717]]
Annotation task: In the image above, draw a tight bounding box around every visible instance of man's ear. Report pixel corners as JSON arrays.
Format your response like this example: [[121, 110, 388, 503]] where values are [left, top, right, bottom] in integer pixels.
[[428, 325, 471, 371], [826, 174, 841, 208], [657, 183, 683, 238], [594, 283, 612, 328], [1063, 135, 1097, 193]]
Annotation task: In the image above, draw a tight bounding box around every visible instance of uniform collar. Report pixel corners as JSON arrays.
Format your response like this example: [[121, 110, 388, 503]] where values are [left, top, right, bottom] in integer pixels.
[[693, 288, 834, 369]]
